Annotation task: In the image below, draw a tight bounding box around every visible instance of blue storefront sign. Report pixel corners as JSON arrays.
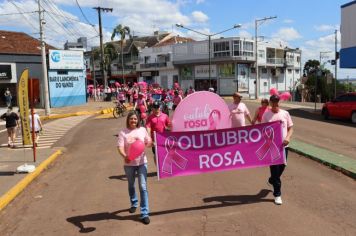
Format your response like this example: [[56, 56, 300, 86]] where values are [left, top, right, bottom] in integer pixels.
[[48, 70, 86, 107]]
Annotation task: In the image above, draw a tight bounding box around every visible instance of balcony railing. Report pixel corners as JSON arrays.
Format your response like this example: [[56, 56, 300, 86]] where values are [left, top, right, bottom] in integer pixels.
[[139, 62, 167, 69], [266, 58, 285, 65]]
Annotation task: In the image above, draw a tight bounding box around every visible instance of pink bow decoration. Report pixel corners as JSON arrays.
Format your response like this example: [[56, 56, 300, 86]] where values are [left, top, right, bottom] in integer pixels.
[[255, 126, 281, 162], [162, 136, 188, 174]]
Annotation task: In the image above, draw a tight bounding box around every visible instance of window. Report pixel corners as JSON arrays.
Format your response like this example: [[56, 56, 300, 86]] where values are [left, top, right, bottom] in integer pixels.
[[144, 56, 150, 64], [295, 69, 300, 74], [233, 40, 241, 56], [243, 41, 254, 57], [258, 50, 265, 58], [213, 41, 230, 57], [261, 68, 267, 74], [296, 56, 300, 62], [288, 69, 292, 74], [347, 94, 356, 102]]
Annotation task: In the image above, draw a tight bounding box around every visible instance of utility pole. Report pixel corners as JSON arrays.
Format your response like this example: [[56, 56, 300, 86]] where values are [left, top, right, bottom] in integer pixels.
[[93, 7, 113, 90], [254, 16, 277, 99], [334, 29, 338, 99], [38, 0, 50, 115]]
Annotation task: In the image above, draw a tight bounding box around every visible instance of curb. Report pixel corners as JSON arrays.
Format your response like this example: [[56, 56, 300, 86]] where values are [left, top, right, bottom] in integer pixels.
[[289, 140, 356, 180], [0, 150, 62, 212], [40, 109, 113, 121]]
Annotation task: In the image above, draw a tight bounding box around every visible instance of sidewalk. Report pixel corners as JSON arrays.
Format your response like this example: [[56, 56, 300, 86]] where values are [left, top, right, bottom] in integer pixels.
[[0, 100, 116, 211], [0, 99, 355, 213]]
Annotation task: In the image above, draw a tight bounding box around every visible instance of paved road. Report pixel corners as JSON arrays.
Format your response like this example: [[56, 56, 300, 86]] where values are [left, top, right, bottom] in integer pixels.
[[244, 101, 356, 160], [0, 112, 355, 235]]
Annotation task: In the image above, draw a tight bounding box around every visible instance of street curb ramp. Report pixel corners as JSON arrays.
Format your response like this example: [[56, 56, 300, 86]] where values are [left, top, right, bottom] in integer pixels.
[[0, 150, 62, 212]]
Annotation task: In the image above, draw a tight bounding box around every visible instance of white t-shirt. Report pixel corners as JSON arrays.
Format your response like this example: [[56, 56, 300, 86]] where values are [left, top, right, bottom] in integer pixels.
[[262, 109, 293, 140], [228, 102, 250, 127], [29, 113, 41, 132]]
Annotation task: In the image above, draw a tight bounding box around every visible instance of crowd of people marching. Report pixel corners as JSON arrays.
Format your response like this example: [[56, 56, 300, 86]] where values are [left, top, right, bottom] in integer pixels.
[[113, 81, 293, 225]]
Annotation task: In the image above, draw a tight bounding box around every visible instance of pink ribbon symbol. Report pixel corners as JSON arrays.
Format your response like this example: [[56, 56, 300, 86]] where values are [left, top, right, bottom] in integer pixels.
[[255, 126, 281, 162], [162, 136, 188, 174]]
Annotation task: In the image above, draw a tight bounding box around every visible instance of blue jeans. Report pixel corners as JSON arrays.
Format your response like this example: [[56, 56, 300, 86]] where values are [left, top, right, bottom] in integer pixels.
[[124, 164, 149, 218], [269, 148, 288, 197]]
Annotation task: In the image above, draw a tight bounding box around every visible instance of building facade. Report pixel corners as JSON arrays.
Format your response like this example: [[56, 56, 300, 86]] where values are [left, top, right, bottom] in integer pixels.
[[137, 36, 301, 98], [0, 30, 56, 107]]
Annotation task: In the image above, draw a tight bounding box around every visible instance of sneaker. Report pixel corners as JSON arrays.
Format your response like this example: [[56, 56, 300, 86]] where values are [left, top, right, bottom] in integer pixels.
[[274, 196, 283, 205], [128, 207, 137, 213], [142, 217, 150, 225]]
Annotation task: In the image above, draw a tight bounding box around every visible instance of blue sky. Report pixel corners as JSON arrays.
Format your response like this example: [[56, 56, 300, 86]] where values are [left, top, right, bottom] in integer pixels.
[[0, 0, 355, 78]]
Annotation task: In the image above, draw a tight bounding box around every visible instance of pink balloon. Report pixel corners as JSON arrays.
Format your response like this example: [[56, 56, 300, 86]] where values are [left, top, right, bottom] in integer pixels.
[[115, 82, 120, 87], [128, 140, 145, 161], [270, 88, 279, 95], [280, 92, 291, 101], [140, 112, 147, 120]]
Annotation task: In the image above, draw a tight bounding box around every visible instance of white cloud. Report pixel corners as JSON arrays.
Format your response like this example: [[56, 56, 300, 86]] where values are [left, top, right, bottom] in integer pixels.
[[272, 27, 302, 41], [238, 30, 252, 39], [283, 19, 294, 24], [314, 24, 339, 32], [196, 0, 205, 4], [1, 0, 206, 48], [191, 11, 209, 23]]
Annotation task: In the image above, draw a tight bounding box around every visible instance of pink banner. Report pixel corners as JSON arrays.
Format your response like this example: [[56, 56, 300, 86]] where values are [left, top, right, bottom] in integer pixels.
[[155, 121, 285, 179]]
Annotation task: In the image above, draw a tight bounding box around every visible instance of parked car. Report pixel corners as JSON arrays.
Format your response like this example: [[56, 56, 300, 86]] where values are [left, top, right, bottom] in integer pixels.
[[322, 92, 356, 123]]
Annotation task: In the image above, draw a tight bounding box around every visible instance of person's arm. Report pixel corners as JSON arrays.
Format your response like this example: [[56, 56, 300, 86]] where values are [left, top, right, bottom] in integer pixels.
[[283, 126, 294, 146], [246, 113, 253, 125], [165, 116, 172, 130], [252, 109, 259, 125], [38, 116, 43, 130], [117, 146, 130, 164], [143, 100, 148, 111]]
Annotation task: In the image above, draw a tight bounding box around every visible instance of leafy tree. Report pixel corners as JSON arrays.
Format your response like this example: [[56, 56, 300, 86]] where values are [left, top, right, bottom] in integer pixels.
[[111, 24, 131, 84], [92, 43, 118, 82]]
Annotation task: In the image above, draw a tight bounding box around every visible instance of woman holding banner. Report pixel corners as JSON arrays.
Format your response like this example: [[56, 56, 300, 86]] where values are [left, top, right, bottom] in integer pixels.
[[261, 94, 294, 205], [117, 111, 152, 225]]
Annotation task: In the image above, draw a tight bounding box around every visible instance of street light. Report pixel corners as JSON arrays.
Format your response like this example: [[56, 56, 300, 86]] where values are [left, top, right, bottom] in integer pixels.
[[176, 23, 242, 90], [255, 16, 277, 99]]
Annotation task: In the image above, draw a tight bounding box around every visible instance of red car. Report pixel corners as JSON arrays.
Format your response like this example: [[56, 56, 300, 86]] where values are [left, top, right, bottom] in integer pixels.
[[322, 92, 356, 123]]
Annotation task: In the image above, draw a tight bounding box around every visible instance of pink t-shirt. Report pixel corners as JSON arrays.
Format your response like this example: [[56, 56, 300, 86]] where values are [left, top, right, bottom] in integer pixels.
[[117, 127, 151, 166], [146, 113, 171, 141], [228, 102, 250, 127], [173, 95, 182, 105], [262, 109, 293, 140]]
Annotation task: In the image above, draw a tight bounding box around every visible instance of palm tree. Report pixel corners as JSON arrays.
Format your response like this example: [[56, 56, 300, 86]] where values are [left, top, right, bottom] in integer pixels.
[[111, 24, 131, 84], [92, 43, 117, 85]]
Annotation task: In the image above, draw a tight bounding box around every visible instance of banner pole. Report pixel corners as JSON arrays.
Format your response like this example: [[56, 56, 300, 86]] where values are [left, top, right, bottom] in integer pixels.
[[31, 78, 36, 162]]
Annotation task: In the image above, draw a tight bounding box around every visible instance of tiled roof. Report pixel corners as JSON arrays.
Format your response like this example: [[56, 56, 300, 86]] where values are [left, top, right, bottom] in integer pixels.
[[0, 30, 56, 55], [110, 33, 171, 53], [154, 36, 194, 47]]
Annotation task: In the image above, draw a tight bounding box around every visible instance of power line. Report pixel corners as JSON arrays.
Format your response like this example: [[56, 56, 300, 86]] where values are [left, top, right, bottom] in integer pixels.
[[9, 1, 38, 32], [75, 0, 99, 34], [43, 0, 82, 36], [0, 11, 37, 16], [41, 0, 79, 40]]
